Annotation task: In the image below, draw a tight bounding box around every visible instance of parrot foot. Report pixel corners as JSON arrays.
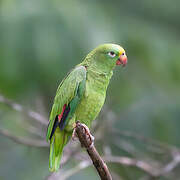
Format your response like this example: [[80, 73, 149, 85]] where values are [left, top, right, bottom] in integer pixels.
[[72, 128, 78, 141], [81, 123, 95, 148], [72, 122, 94, 147]]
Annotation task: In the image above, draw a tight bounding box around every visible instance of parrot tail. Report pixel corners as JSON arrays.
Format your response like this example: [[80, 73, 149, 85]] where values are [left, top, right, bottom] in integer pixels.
[[49, 128, 69, 172]]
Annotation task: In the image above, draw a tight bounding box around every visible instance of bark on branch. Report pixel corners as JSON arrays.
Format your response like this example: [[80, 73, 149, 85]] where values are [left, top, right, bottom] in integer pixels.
[[75, 121, 112, 180]]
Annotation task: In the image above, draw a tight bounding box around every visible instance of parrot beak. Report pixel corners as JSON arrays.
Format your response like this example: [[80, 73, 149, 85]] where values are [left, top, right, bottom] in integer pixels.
[[116, 54, 127, 67]]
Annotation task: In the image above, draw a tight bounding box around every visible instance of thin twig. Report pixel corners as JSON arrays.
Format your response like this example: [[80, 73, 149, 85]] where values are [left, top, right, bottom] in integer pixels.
[[75, 121, 112, 180], [47, 161, 91, 180], [156, 151, 180, 178], [47, 154, 161, 180], [0, 128, 48, 147], [0, 94, 48, 125], [113, 129, 178, 153], [104, 156, 159, 177]]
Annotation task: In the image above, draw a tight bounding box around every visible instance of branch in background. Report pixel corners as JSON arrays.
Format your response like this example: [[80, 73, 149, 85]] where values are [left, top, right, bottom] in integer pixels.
[[61, 154, 180, 179], [1, 114, 177, 180], [104, 156, 159, 177], [113, 129, 178, 153], [103, 154, 180, 179], [47, 161, 91, 180], [0, 128, 48, 147], [75, 121, 112, 180], [1, 93, 180, 179], [1, 123, 180, 179], [47, 154, 161, 180], [0, 94, 48, 125], [24, 125, 45, 138], [156, 150, 180, 178]]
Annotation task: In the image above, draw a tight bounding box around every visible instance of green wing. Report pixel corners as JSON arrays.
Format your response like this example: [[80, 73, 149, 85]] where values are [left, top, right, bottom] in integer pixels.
[[46, 65, 86, 141]]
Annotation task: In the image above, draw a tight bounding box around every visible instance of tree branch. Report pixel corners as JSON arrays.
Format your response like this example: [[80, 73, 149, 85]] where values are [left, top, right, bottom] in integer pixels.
[[47, 154, 161, 180], [0, 128, 48, 147], [0, 94, 48, 125], [75, 121, 112, 180], [47, 161, 91, 180], [1, 93, 179, 179], [113, 129, 177, 152], [155, 150, 180, 178], [103, 156, 159, 177]]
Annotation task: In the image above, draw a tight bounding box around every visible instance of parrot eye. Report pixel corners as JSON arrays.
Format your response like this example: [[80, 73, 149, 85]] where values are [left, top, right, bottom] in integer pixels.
[[108, 51, 116, 58]]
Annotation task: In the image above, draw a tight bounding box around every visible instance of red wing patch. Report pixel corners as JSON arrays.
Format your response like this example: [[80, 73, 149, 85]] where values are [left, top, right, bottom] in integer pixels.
[[49, 104, 69, 139], [58, 104, 67, 122]]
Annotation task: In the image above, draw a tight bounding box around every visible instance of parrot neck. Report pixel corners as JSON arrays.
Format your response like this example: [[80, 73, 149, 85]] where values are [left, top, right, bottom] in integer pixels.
[[79, 60, 113, 87], [80, 61, 113, 80], [90, 62, 113, 74], [87, 66, 113, 79], [86, 66, 113, 91], [81, 54, 114, 76]]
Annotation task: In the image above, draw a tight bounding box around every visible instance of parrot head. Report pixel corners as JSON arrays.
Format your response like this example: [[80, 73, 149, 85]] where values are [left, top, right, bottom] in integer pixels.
[[83, 43, 127, 73]]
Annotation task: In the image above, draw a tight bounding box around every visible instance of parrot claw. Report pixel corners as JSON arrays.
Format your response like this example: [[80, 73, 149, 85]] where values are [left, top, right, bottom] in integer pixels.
[[81, 123, 95, 148], [89, 135, 95, 148], [72, 122, 95, 147], [72, 128, 78, 141]]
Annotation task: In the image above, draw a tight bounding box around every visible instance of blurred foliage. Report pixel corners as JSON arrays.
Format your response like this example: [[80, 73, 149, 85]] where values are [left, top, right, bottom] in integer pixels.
[[0, 0, 180, 180]]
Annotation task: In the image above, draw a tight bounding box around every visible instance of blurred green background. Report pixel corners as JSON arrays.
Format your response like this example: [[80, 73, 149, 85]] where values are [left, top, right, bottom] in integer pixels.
[[0, 0, 180, 180]]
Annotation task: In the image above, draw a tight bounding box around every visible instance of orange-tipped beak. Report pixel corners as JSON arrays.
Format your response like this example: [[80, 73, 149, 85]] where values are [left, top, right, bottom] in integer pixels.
[[116, 54, 127, 67]]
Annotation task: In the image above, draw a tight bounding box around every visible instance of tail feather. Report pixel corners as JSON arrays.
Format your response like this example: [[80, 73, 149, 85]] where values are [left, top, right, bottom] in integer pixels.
[[49, 128, 69, 172]]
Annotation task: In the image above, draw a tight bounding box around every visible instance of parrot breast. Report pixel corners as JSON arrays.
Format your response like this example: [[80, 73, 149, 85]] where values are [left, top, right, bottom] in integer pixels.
[[73, 68, 112, 127]]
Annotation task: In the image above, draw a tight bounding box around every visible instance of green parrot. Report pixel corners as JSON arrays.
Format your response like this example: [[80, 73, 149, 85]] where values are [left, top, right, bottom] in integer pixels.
[[46, 43, 127, 172]]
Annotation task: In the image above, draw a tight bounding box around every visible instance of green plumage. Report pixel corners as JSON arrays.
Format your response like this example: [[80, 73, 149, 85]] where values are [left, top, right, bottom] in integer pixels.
[[46, 44, 126, 172]]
